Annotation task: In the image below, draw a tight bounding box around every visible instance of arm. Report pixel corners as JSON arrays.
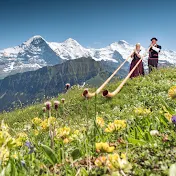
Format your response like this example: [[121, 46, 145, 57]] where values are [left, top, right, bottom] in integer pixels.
[[152, 45, 161, 53]]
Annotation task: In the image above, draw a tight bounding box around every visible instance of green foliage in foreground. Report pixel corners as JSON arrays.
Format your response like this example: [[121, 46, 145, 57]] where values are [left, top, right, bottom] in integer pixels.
[[0, 68, 176, 176]]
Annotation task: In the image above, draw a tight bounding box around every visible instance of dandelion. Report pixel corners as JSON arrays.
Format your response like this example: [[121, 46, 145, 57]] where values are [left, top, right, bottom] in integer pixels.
[[44, 101, 52, 111], [171, 115, 176, 124], [54, 101, 60, 110], [168, 86, 176, 99], [96, 117, 105, 128]]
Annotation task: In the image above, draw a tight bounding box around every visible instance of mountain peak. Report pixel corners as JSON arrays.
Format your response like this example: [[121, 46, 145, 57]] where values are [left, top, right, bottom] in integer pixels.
[[118, 40, 129, 45], [24, 35, 46, 45], [63, 38, 80, 45]]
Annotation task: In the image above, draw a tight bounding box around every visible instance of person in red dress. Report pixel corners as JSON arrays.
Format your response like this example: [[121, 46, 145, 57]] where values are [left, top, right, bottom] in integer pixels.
[[129, 43, 144, 78]]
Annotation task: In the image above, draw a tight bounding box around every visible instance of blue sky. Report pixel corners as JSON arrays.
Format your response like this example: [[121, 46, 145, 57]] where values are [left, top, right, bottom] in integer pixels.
[[0, 0, 176, 50]]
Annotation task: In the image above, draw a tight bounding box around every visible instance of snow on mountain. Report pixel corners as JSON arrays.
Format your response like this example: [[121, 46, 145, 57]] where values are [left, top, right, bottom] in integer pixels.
[[0, 36, 176, 79]]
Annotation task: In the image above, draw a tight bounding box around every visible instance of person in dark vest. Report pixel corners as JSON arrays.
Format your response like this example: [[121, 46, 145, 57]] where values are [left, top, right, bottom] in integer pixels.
[[148, 37, 161, 73], [129, 43, 144, 78]]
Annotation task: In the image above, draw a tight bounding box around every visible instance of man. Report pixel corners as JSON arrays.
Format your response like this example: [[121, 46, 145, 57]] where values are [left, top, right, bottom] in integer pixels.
[[148, 37, 162, 73]]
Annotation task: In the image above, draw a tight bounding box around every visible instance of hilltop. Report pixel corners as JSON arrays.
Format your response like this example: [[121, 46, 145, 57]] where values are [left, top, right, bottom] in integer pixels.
[[0, 67, 176, 175]]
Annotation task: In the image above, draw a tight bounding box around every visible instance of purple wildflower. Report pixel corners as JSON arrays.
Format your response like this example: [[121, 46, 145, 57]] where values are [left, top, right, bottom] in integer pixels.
[[172, 115, 176, 124]]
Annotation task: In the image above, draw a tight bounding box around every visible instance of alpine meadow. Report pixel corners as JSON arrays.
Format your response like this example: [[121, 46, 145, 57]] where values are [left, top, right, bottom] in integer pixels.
[[0, 68, 176, 175]]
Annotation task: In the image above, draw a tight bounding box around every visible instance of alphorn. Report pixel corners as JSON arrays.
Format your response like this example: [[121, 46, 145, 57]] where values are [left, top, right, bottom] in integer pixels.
[[82, 56, 131, 98], [102, 58, 143, 98]]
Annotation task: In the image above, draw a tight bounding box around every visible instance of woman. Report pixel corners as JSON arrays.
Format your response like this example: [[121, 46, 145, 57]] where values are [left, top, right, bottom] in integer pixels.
[[129, 43, 144, 78]]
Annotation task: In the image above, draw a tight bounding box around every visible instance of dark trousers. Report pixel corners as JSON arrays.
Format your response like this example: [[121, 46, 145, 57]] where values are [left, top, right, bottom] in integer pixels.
[[148, 58, 158, 73]]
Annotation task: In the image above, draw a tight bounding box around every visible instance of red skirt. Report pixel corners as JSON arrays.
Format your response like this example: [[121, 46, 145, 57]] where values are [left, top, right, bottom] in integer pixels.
[[130, 59, 144, 78]]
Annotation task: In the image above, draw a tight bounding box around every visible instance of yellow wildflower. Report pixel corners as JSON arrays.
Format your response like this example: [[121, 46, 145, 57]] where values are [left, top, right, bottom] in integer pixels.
[[168, 86, 176, 99], [34, 129, 39, 136], [48, 117, 56, 126], [94, 156, 107, 167], [32, 117, 42, 125], [95, 142, 115, 153], [105, 120, 126, 133], [134, 107, 151, 115], [96, 117, 105, 128], [40, 119, 48, 130], [15, 132, 28, 147], [164, 112, 172, 122], [63, 138, 69, 144], [11, 152, 18, 159], [57, 127, 71, 138], [0, 146, 10, 166]]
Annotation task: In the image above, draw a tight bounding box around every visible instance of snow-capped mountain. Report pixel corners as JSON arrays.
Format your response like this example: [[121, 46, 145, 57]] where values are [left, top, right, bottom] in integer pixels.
[[0, 35, 176, 79]]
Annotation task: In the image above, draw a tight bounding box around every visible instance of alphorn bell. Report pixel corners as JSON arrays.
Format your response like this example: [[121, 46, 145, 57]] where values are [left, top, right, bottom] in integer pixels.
[[102, 58, 143, 98], [82, 56, 131, 98]]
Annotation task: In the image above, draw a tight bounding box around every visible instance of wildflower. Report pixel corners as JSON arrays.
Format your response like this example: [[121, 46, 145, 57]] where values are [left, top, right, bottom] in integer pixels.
[[40, 119, 48, 130], [32, 117, 42, 126], [48, 117, 56, 125], [0, 147, 10, 166], [95, 153, 131, 172], [15, 132, 28, 147], [21, 160, 26, 167], [61, 98, 65, 104], [96, 117, 105, 128], [95, 156, 107, 167], [63, 138, 69, 144], [172, 115, 176, 124], [34, 129, 39, 136], [44, 101, 52, 111], [105, 122, 116, 133], [11, 152, 18, 160], [150, 130, 159, 136], [168, 86, 176, 99], [105, 120, 126, 133], [42, 107, 46, 113], [65, 83, 70, 90], [164, 112, 172, 122], [25, 141, 34, 154], [95, 142, 115, 153], [57, 127, 71, 138], [134, 107, 151, 115], [54, 101, 60, 110]]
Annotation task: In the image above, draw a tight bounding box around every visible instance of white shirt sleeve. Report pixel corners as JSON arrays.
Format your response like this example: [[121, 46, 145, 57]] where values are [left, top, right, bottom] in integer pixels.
[[152, 46, 160, 53]]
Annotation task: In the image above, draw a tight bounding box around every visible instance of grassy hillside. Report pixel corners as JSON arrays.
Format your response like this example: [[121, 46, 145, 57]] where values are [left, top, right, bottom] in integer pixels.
[[0, 68, 176, 175]]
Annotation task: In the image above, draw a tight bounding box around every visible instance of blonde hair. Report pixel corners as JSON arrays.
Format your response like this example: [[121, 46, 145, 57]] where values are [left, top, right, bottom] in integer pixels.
[[136, 43, 141, 47]]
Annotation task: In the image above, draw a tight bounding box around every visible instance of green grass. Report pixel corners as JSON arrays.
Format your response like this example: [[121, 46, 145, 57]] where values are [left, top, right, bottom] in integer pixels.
[[0, 67, 176, 175]]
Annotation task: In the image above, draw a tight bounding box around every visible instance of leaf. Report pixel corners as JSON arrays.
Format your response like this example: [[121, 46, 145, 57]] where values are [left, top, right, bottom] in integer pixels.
[[127, 137, 147, 145], [5, 162, 11, 176], [169, 163, 176, 176], [71, 149, 82, 160], [41, 144, 58, 165]]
